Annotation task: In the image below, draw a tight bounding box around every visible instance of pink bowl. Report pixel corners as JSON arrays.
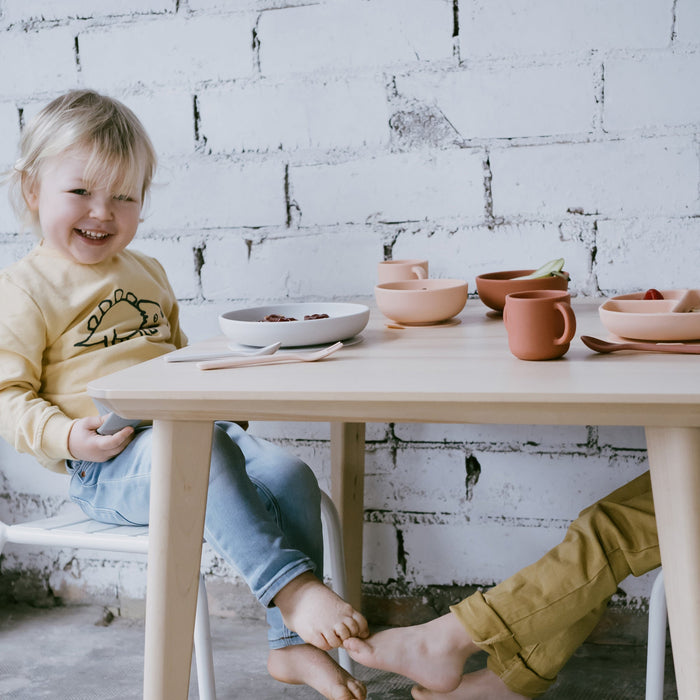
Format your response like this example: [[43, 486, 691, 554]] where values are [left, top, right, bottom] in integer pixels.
[[375, 279, 468, 325], [475, 269, 569, 313]]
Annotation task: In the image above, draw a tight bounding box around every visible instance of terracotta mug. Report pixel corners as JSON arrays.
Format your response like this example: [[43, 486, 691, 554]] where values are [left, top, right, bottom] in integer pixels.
[[377, 259, 428, 284], [503, 290, 576, 360]]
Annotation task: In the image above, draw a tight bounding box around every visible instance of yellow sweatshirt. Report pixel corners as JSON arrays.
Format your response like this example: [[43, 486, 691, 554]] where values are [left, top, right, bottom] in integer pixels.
[[0, 244, 187, 472]]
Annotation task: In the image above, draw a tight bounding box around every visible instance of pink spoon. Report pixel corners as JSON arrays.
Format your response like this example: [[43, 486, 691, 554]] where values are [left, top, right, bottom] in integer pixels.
[[581, 335, 700, 355], [197, 341, 344, 370]]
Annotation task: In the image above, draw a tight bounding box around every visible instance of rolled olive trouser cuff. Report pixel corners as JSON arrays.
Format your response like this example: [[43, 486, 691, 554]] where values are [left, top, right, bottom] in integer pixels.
[[452, 593, 554, 697], [450, 472, 659, 697]]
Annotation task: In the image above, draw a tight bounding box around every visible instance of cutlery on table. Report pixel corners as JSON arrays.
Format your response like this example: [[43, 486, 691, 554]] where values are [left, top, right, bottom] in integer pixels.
[[165, 341, 281, 363], [581, 335, 700, 355], [197, 341, 344, 370]]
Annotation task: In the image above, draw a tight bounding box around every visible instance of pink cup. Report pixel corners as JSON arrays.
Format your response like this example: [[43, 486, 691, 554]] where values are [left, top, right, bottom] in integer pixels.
[[377, 259, 428, 284]]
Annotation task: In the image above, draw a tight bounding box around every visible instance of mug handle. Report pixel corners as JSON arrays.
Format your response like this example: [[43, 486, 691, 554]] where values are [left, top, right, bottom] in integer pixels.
[[411, 265, 427, 280], [553, 302, 577, 345]]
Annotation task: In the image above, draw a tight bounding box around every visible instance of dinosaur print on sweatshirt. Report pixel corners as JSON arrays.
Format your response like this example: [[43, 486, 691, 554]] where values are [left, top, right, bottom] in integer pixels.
[[75, 289, 165, 348]]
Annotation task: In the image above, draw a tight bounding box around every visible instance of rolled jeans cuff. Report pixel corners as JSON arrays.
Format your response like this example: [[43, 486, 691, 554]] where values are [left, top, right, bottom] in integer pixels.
[[258, 558, 315, 608]]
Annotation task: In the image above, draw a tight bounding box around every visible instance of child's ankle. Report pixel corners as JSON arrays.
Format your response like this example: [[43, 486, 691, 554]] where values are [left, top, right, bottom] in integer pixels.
[[273, 571, 318, 611]]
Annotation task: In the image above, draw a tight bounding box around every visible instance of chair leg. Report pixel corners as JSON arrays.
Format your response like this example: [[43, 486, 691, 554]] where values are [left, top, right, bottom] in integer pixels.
[[645, 569, 667, 700], [194, 573, 217, 700], [320, 491, 354, 673]]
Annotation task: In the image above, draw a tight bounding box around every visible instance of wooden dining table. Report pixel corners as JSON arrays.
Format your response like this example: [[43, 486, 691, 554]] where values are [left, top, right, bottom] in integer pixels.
[[88, 299, 700, 699]]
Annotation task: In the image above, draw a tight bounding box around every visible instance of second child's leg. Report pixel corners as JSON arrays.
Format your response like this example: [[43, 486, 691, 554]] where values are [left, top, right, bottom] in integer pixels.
[[389, 606, 603, 700], [345, 472, 659, 698], [411, 669, 526, 699], [344, 612, 479, 693]]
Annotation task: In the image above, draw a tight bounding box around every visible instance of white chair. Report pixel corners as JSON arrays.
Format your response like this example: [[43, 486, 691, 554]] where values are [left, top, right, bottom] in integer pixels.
[[645, 569, 667, 700], [0, 490, 351, 697]]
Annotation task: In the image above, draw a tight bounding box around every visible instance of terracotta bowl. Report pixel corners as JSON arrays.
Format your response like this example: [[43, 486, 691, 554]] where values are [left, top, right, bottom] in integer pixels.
[[475, 269, 569, 313], [374, 279, 468, 325]]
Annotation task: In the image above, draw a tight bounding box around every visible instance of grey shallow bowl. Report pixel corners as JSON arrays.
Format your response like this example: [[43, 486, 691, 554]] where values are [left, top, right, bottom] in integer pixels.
[[219, 302, 369, 348]]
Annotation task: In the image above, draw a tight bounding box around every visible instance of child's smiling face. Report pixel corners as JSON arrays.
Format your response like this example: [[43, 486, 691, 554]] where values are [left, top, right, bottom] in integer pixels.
[[24, 148, 144, 265]]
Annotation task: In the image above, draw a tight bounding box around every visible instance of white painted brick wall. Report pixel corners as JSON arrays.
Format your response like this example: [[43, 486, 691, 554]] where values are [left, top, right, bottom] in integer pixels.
[[676, 0, 700, 44], [79, 15, 255, 90], [0, 234, 36, 268], [130, 236, 201, 301], [596, 217, 700, 292], [147, 157, 288, 230], [459, 0, 670, 57], [2, 0, 173, 23], [393, 423, 594, 453], [401, 521, 568, 586], [123, 91, 196, 156], [492, 138, 699, 218], [291, 149, 485, 225], [598, 426, 647, 451], [604, 52, 700, 131], [0, 0, 698, 617], [397, 62, 597, 140], [0, 102, 19, 171], [0, 27, 76, 96], [199, 77, 391, 153], [258, 0, 454, 76], [200, 228, 382, 302]]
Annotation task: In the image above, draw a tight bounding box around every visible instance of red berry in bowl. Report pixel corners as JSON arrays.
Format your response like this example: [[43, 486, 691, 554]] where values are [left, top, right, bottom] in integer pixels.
[[643, 289, 664, 300]]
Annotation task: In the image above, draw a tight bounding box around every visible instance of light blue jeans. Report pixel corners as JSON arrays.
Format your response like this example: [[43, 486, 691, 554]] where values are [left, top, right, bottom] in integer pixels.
[[67, 421, 323, 649]]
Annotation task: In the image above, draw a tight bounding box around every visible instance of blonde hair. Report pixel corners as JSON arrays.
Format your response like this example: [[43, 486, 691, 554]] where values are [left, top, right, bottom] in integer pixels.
[[8, 90, 157, 233]]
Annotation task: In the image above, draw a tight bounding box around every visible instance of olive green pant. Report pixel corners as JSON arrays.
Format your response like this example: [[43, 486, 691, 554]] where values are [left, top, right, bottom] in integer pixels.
[[451, 472, 659, 697]]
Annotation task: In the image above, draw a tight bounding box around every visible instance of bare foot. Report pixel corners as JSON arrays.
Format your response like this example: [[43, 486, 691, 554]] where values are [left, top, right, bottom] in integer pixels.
[[343, 613, 479, 693], [412, 668, 527, 699], [268, 644, 367, 700], [273, 571, 369, 649]]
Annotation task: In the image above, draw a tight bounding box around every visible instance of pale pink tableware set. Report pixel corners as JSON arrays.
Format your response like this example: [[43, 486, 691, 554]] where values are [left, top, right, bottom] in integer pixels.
[[375, 260, 576, 361], [474, 267, 575, 360], [374, 260, 469, 326]]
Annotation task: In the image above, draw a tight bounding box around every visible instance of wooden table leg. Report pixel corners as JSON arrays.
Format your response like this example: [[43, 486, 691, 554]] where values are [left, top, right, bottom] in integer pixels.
[[143, 419, 214, 700], [645, 426, 700, 700], [330, 422, 366, 611]]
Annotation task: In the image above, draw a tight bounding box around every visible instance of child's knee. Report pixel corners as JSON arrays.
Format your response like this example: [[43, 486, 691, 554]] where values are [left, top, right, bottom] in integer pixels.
[[278, 457, 321, 503], [572, 501, 609, 535], [209, 424, 245, 471], [571, 497, 656, 562]]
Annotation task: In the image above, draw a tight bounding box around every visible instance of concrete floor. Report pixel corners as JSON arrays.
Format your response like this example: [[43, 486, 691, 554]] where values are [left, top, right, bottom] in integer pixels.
[[0, 603, 678, 699]]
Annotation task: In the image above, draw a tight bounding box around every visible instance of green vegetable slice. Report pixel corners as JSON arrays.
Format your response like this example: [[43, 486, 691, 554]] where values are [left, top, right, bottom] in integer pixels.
[[513, 258, 565, 280]]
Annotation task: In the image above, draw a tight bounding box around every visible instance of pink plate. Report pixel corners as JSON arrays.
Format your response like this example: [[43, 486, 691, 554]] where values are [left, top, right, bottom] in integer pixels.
[[599, 289, 700, 341]]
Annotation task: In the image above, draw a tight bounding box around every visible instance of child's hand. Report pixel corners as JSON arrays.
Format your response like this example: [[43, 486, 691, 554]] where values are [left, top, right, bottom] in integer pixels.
[[68, 416, 135, 462]]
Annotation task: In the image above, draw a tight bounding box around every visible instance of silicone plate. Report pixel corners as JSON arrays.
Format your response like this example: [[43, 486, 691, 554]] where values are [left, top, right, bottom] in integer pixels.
[[599, 289, 700, 341], [219, 302, 370, 348]]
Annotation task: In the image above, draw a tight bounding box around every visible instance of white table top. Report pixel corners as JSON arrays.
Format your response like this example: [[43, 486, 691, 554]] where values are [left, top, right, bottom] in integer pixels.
[[88, 300, 700, 428], [87, 298, 700, 700]]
